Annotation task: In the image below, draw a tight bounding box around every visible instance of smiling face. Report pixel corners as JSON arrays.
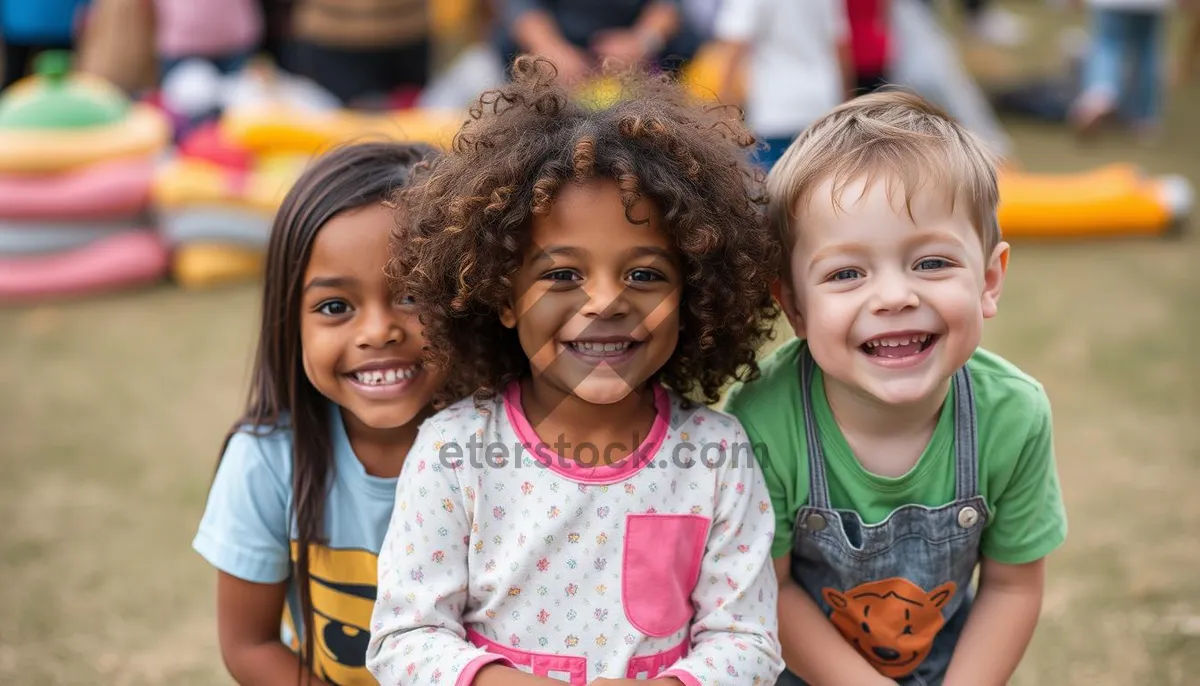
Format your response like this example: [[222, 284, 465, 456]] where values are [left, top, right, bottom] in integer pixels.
[[781, 175, 1009, 408], [500, 178, 682, 406], [299, 204, 445, 434]]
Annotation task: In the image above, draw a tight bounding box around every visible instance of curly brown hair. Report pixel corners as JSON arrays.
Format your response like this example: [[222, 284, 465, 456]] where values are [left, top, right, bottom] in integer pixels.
[[391, 56, 780, 408]]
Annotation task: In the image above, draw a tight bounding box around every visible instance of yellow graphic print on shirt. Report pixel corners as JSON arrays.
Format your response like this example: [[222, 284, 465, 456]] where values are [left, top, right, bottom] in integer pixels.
[[288, 543, 379, 686], [822, 578, 957, 679]]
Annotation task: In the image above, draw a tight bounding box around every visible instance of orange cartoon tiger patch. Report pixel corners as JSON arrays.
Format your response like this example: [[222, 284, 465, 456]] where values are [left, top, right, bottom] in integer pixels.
[[822, 578, 956, 678]]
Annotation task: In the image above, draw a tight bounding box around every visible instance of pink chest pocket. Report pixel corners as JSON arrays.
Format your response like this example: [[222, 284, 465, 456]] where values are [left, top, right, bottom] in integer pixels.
[[621, 513, 711, 638]]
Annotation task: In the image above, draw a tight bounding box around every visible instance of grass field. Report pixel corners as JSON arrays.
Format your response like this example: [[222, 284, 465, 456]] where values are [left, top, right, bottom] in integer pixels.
[[2, 2, 1199, 683]]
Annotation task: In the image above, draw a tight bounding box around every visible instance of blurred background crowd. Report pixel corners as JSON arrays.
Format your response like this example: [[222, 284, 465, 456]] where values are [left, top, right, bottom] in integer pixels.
[[2, 0, 1197, 148]]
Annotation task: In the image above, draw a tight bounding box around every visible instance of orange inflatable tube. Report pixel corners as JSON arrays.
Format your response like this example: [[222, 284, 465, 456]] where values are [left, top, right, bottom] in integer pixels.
[[997, 164, 1191, 239]]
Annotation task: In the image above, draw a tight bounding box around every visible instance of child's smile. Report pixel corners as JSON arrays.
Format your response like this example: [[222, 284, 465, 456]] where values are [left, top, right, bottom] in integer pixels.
[[344, 359, 424, 399], [563, 336, 643, 365], [859, 331, 940, 368]]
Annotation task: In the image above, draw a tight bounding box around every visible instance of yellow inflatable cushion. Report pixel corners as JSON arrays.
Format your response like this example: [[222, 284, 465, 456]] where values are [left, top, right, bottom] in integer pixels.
[[221, 106, 464, 156], [172, 243, 265, 290], [153, 155, 308, 213]]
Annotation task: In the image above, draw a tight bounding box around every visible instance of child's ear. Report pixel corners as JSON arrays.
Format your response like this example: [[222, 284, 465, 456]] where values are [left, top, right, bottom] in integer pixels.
[[500, 304, 518, 329], [981, 241, 1010, 319], [777, 279, 807, 339]]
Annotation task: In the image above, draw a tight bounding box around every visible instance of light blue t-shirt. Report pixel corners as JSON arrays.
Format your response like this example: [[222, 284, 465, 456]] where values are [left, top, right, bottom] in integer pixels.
[[192, 404, 399, 686]]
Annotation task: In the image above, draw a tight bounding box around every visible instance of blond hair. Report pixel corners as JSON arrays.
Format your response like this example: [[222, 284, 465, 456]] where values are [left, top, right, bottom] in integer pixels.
[[766, 89, 1001, 281]]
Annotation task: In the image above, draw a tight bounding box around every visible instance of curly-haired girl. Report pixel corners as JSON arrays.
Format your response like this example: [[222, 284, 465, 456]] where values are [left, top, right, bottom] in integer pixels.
[[366, 57, 785, 686]]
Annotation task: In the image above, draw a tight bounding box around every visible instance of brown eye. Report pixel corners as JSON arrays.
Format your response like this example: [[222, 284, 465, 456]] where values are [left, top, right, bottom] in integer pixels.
[[317, 300, 351, 316]]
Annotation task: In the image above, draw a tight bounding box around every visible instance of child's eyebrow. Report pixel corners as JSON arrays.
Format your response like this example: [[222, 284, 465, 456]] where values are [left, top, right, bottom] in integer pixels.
[[809, 241, 871, 266], [304, 276, 357, 292], [531, 246, 585, 263], [905, 230, 967, 249], [624, 246, 675, 261]]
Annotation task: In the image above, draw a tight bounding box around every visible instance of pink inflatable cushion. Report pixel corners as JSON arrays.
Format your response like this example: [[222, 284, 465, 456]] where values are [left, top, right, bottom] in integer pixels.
[[0, 230, 169, 303], [0, 158, 156, 220], [178, 121, 254, 171]]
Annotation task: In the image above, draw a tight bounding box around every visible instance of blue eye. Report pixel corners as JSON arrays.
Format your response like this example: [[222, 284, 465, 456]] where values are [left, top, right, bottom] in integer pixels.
[[830, 268, 860, 281], [396, 294, 417, 306], [916, 258, 950, 271], [317, 299, 351, 316]]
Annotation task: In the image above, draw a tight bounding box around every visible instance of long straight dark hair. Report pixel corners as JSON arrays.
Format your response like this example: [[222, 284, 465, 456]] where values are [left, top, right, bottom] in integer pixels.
[[217, 141, 439, 683]]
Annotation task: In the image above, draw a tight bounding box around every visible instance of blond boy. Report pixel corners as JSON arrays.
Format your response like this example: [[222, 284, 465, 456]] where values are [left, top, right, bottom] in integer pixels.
[[725, 91, 1067, 685]]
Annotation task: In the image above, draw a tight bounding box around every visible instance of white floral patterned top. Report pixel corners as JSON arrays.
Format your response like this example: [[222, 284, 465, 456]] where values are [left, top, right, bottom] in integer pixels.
[[366, 381, 784, 686]]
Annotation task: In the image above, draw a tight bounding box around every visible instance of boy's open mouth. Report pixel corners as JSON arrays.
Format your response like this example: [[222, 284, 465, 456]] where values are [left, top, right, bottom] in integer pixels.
[[860, 333, 938, 359]]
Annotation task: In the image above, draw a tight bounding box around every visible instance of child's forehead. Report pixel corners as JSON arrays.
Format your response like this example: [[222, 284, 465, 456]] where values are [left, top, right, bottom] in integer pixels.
[[788, 172, 986, 256], [795, 172, 963, 222]]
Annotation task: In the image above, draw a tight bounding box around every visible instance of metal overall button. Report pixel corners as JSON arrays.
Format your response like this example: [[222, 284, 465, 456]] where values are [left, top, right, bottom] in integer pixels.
[[957, 506, 980, 529], [805, 514, 827, 532]]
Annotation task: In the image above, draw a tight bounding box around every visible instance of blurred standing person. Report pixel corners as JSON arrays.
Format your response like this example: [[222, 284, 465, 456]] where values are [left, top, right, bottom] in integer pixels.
[[1, 0, 91, 89], [495, 0, 698, 84], [887, 0, 1013, 162], [1179, 0, 1200, 83], [714, 0, 854, 169], [278, 0, 432, 105], [846, 0, 891, 95], [1069, 0, 1174, 139], [152, 0, 264, 80]]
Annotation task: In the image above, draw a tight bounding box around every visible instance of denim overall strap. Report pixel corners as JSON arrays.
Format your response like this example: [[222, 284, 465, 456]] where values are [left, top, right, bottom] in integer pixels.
[[951, 361, 979, 501], [798, 345, 832, 510]]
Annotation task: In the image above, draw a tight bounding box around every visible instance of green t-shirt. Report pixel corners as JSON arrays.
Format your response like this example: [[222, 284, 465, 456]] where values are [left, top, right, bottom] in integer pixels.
[[724, 338, 1068, 566]]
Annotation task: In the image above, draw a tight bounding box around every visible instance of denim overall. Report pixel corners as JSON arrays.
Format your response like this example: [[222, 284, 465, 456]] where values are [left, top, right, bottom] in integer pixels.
[[778, 347, 987, 686]]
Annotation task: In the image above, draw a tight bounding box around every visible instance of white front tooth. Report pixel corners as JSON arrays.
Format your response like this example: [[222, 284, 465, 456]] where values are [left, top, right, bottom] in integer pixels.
[[385, 369, 397, 383], [603, 343, 616, 352]]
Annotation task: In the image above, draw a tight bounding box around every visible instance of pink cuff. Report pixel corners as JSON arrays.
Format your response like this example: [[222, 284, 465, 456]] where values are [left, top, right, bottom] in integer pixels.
[[455, 653, 517, 686], [658, 669, 703, 686]]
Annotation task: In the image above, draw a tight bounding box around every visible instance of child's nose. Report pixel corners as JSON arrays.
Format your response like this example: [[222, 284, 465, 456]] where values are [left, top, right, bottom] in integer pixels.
[[357, 307, 403, 348], [580, 277, 630, 318], [868, 272, 920, 313]]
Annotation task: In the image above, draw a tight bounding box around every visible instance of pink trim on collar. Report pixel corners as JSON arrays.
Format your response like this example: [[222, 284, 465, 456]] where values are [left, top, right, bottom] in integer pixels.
[[502, 380, 669, 485]]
